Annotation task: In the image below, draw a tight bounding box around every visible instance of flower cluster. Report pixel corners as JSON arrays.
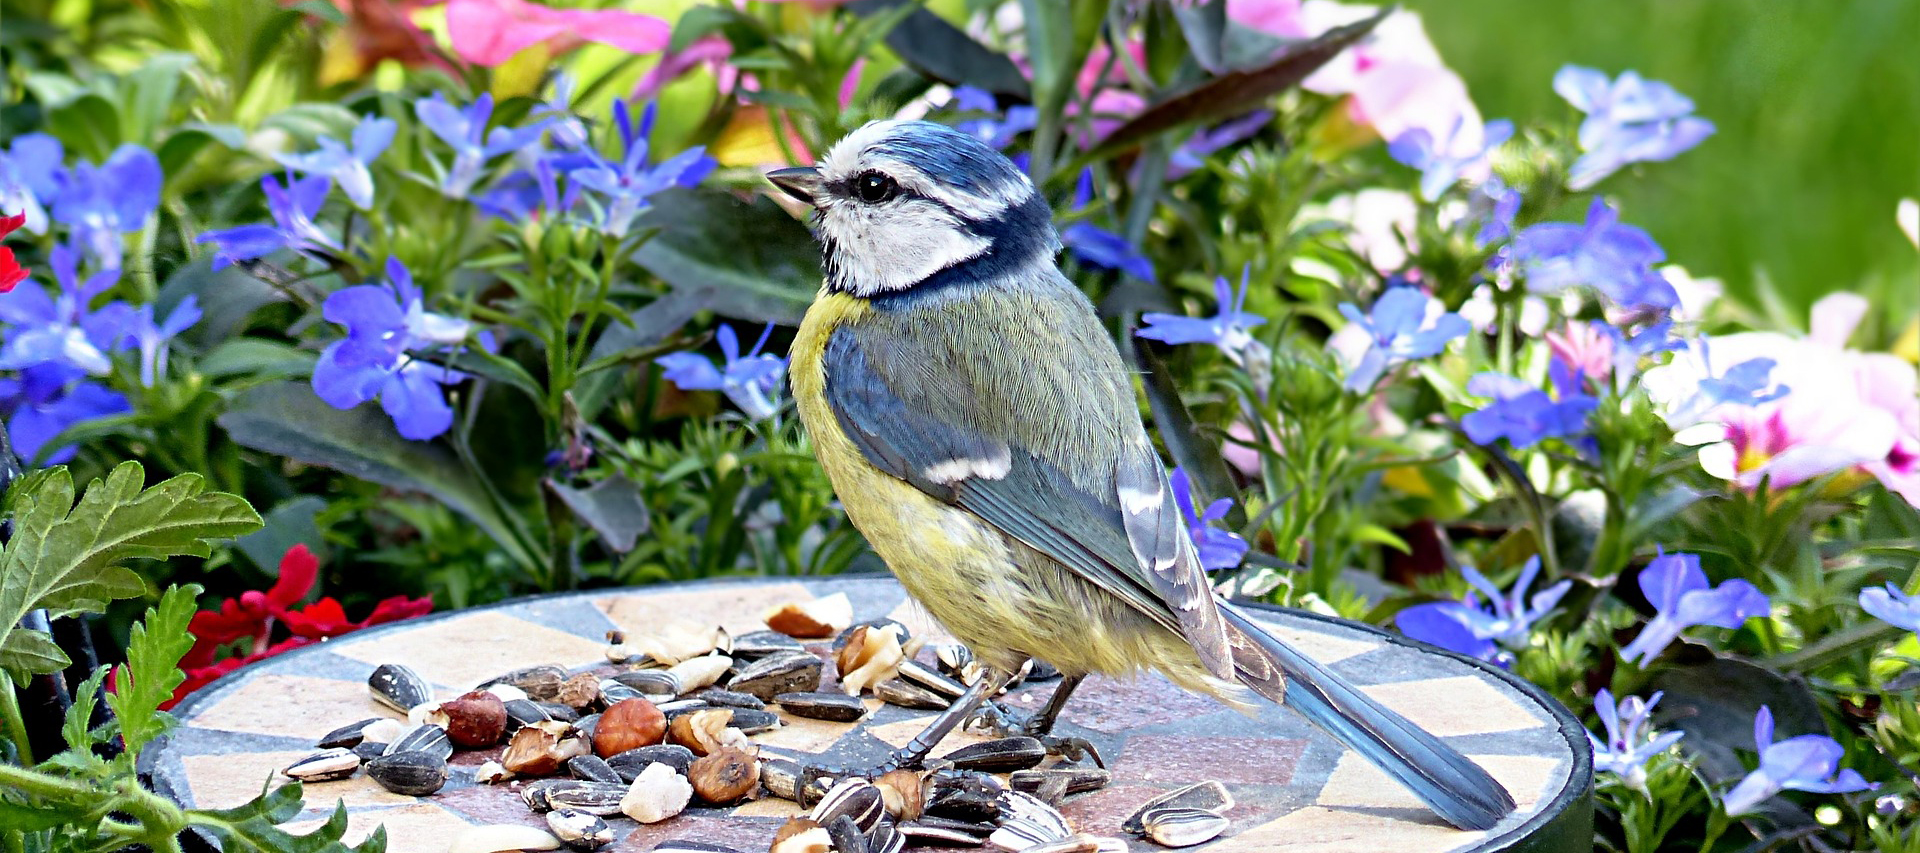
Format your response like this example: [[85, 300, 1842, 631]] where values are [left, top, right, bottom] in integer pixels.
[[656, 324, 787, 422], [1396, 557, 1571, 665], [1555, 66, 1715, 190]]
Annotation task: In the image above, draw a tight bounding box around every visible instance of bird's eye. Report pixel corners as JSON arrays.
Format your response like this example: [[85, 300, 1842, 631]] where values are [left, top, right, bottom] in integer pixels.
[[853, 172, 898, 204]]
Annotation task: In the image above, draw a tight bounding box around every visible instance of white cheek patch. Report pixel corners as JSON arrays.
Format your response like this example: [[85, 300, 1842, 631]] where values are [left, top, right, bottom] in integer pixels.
[[923, 446, 1013, 485], [820, 199, 991, 296]]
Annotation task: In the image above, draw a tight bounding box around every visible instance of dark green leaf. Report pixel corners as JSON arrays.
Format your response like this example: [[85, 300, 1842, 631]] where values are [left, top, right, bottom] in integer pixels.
[[670, 5, 747, 53], [162, 257, 296, 346], [0, 796, 85, 832], [200, 339, 318, 380], [415, 347, 544, 404], [107, 584, 199, 756], [217, 382, 537, 571], [45, 93, 122, 162], [1131, 338, 1245, 529], [59, 667, 110, 758], [575, 290, 706, 421], [0, 629, 69, 682], [122, 53, 196, 146], [236, 495, 329, 572], [630, 188, 820, 326], [1077, 8, 1387, 164], [157, 122, 247, 177], [547, 475, 651, 553], [1171, 0, 1228, 74], [192, 787, 388, 853], [847, 0, 1031, 100], [1649, 654, 1825, 783]]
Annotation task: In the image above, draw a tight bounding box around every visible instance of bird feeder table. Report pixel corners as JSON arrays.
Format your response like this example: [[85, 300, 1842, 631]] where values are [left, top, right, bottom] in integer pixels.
[[150, 575, 1593, 852]]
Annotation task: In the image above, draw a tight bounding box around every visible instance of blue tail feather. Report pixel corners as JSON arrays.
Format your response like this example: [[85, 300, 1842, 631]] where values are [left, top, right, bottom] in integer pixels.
[[1219, 602, 1516, 831]]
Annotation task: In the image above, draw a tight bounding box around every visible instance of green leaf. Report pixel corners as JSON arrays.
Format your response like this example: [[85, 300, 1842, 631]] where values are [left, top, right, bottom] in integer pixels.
[[668, 4, 742, 52], [1170, 0, 1229, 74], [217, 382, 539, 572], [200, 339, 319, 380], [1351, 523, 1412, 555], [192, 786, 389, 853], [59, 668, 109, 758], [161, 256, 295, 346], [106, 584, 199, 757], [260, 102, 361, 142], [547, 475, 651, 553], [122, 53, 196, 146], [413, 347, 544, 405], [45, 93, 123, 163], [1075, 8, 1387, 165], [158, 122, 247, 179], [574, 289, 706, 421], [630, 188, 820, 326], [235, 495, 329, 573], [288, 0, 347, 25], [1131, 338, 1246, 529], [847, 0, 1032, 100], [0, 463, 261, 681], [0, 630, 69, 683]]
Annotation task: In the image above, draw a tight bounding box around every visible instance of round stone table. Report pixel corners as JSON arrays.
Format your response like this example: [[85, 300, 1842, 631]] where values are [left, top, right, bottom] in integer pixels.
[[151, 575, 1592, 852]]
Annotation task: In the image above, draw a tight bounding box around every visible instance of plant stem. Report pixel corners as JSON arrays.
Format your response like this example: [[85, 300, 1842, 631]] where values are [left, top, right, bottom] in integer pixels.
[[0, 674, 35, 766]]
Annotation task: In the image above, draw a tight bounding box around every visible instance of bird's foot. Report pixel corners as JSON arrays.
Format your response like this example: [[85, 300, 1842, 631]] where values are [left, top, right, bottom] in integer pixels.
[[797, 748, 924, 804], [968, 701, 1104, 767]]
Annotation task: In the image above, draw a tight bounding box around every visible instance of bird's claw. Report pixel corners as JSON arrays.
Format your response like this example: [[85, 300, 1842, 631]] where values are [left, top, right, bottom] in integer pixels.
[[1039, 735, 1104, 767], [965, 702, 1103, 767]]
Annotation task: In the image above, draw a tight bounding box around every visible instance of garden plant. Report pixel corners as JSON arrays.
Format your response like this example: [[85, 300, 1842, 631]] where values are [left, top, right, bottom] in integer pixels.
[[0, 0, 1917, 850]]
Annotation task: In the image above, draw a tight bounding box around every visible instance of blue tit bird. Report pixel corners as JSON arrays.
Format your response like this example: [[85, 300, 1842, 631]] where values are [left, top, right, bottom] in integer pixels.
[[769, 120, 1516, 831]]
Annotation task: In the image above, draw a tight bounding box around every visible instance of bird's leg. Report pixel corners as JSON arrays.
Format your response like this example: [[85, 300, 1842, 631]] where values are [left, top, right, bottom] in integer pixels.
[[972, 673, 1102, 766], [803, 668, 1011, 786]]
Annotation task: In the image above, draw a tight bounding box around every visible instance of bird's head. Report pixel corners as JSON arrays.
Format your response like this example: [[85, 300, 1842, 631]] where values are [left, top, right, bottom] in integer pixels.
[[767, 119, 1057, 298]]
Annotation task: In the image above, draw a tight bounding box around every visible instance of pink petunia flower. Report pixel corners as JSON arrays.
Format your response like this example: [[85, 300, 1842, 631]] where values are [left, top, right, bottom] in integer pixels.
[[445, 0, 670, 67]]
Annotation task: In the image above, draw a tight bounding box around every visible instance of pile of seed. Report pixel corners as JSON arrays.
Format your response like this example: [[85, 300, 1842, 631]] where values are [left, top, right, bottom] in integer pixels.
[[277, 593, 1235, 852]]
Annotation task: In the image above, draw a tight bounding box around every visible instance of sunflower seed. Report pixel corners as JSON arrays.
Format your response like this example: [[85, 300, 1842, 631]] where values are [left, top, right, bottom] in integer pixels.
[[868, 820, 907, 853], [283, 748, 360, 782], [534, 701, 580, 723], [315, 718, 380, 749], [368, 663, 431, 713], [691, 689, 766, 710], [504, 698, 553, 732], [728, 630, 806, 659], [926, 769, 1006, 823], [727, 708, 782, 734], [811, 777, 885, 833], [545, 781, 630, 816], [597, 680, 645, 706], [1010, 767, 1110, 797], [938, 737, 1045, 773], [987, 791, 1072, 849], [477, 664, 568, 702], [653, 844, 746, 853], [776, 691, 869, 723], [1141, 807, 1230, 846], [546, 808, 613, 851], [385, 724, 453, 761], [874, 678, 951, 710], [365, 750, 447, 796], [896, 660, 966, 699], [1121, 781, 1233, 834], [832, 619, 911, 652], [612, 669, 680, 697], [729, 651, 824, 701], [572, 712, 601, 741], [521, 778, 582, 812], [567, 754, 622, 784], [826, 814, 871, 853], [351, 741, 388, 762], [898, 815, 994, 846], [607, 744, 695, 780]]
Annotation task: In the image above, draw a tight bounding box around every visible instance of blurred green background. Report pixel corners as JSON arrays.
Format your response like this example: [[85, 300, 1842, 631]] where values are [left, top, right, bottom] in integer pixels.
[[1404, 0, 1920, 334]]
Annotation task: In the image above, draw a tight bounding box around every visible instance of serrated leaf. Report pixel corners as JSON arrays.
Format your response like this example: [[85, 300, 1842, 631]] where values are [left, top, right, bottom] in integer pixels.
[[0, 629, 70, 682], [0, 464, 261, 682], [547, 475, 650, 553], [107, 584, 199, 757], [1076, 8, 1386, 165], [217, 382, 538, 572], [59, 667, 109, 759], [193, 792, 388, 853], [630, 188, 820, 327]]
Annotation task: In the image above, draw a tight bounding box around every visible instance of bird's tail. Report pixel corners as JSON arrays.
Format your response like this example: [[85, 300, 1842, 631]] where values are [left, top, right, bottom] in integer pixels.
[[1218, 601, 1516, 831]]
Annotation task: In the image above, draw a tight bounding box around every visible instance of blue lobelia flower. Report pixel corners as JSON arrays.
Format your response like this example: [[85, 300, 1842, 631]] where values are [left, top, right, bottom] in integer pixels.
[[1337, 287, 1470, 392], [51, 144, 162, 271], [1555, 66, 1715, 191], [0, 243, 131, 381], [1721, 705, 1874, 816], [1860, 584, 1920, 634], [476, 147, 594, 223], [1620, 549, 1769, 665], [1169, 467, 1248, 571], [1169, 111, 1272, 175], [569, 100, 716, 239], [1511, 198, 1677, 310], [124, 296, 202, 387], [274, 115, 397, 210], [311, 258, 472, 440], [1388, 117, 1515, 202], [1061, 170, 1155, 282], [0, 133, 65, 235], [1137, 268, 1268, 367], [415, 93, 550, 200], [197, 174, 341, 271], [656, 323, 786, 421], [1589, 688, 1685, 792], [949, 86, 1038, 150], [1396, 557, 1571, 666], [532, 74, 590, 151], [2, 377, 129, 465], [1471, 176, 1522, 248], [1461, 368, 1599, 449]]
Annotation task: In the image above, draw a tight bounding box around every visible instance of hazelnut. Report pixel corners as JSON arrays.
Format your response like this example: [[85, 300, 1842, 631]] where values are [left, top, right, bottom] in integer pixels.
[[770, 819, 831, 853], [834, 625, 905, 695], [667, 708, 743, 756], [556, 673, 601, 711], [502, 720, 580, 775], [874, 768, 925, 821], [762, 593, 852, 639], [439, 690, 507, 747], [593, 698, 666, 757], [689, 747, 760, 804]]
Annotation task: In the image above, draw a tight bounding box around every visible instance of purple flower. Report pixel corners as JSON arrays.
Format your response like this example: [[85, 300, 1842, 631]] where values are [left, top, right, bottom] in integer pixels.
[[532, 73, 590, 151], [1396, 557, 1570, 666], [197, 174, 340, 271], [1512, 198, 1677, 310], [50, 144, 162, 271], [1471, 176, 1521, 247], [0, 133, 64, 235], [415, 93, 550, 199], [2, 378, 128, 464], [1061, 170, 1154, 282], [0, 243, 128, 379], [655, 323, 785, 421], [477, 149, 593, 223], [569, 100, 716, 238], [125, 296, 201, 387], [1461, 369, 1599, 449], [1861, 584, 1920, 633], [1388, 117, 1514, 201], [1169, 467, 1248, 571], [1555, 66, 1715, 190], [1169, 111, 1271, 176], [1589, 689, 1685, 792], [949, 87, 1038, 150], [311, 258, 472, 440], [1337, 287, 1470, 392], [1620, 549, 1770, 665], [1137, 269, 1268, 367], [274, 115, 397, 210], [1721, 705, 1874, 815]]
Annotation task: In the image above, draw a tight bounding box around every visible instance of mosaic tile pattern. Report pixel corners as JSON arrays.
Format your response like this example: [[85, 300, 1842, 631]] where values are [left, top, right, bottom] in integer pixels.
[[150, 577, 1590, 853]]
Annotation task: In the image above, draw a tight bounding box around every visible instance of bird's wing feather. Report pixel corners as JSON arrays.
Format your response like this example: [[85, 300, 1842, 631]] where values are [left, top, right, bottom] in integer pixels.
[[820, 307, 1234, 679]]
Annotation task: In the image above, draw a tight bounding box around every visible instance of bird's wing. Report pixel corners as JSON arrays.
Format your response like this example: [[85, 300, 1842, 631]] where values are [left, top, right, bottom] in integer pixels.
[[821, 314, 1234, 680]]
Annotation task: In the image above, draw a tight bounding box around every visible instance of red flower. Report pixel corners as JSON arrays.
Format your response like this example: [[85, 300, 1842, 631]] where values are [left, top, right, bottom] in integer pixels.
[[164, 544, 431, 709], [1, 211, 28, 293]]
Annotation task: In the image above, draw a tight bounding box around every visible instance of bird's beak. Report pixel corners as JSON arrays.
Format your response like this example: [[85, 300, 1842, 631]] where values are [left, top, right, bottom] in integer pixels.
[[766, 166, 824, 205]]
